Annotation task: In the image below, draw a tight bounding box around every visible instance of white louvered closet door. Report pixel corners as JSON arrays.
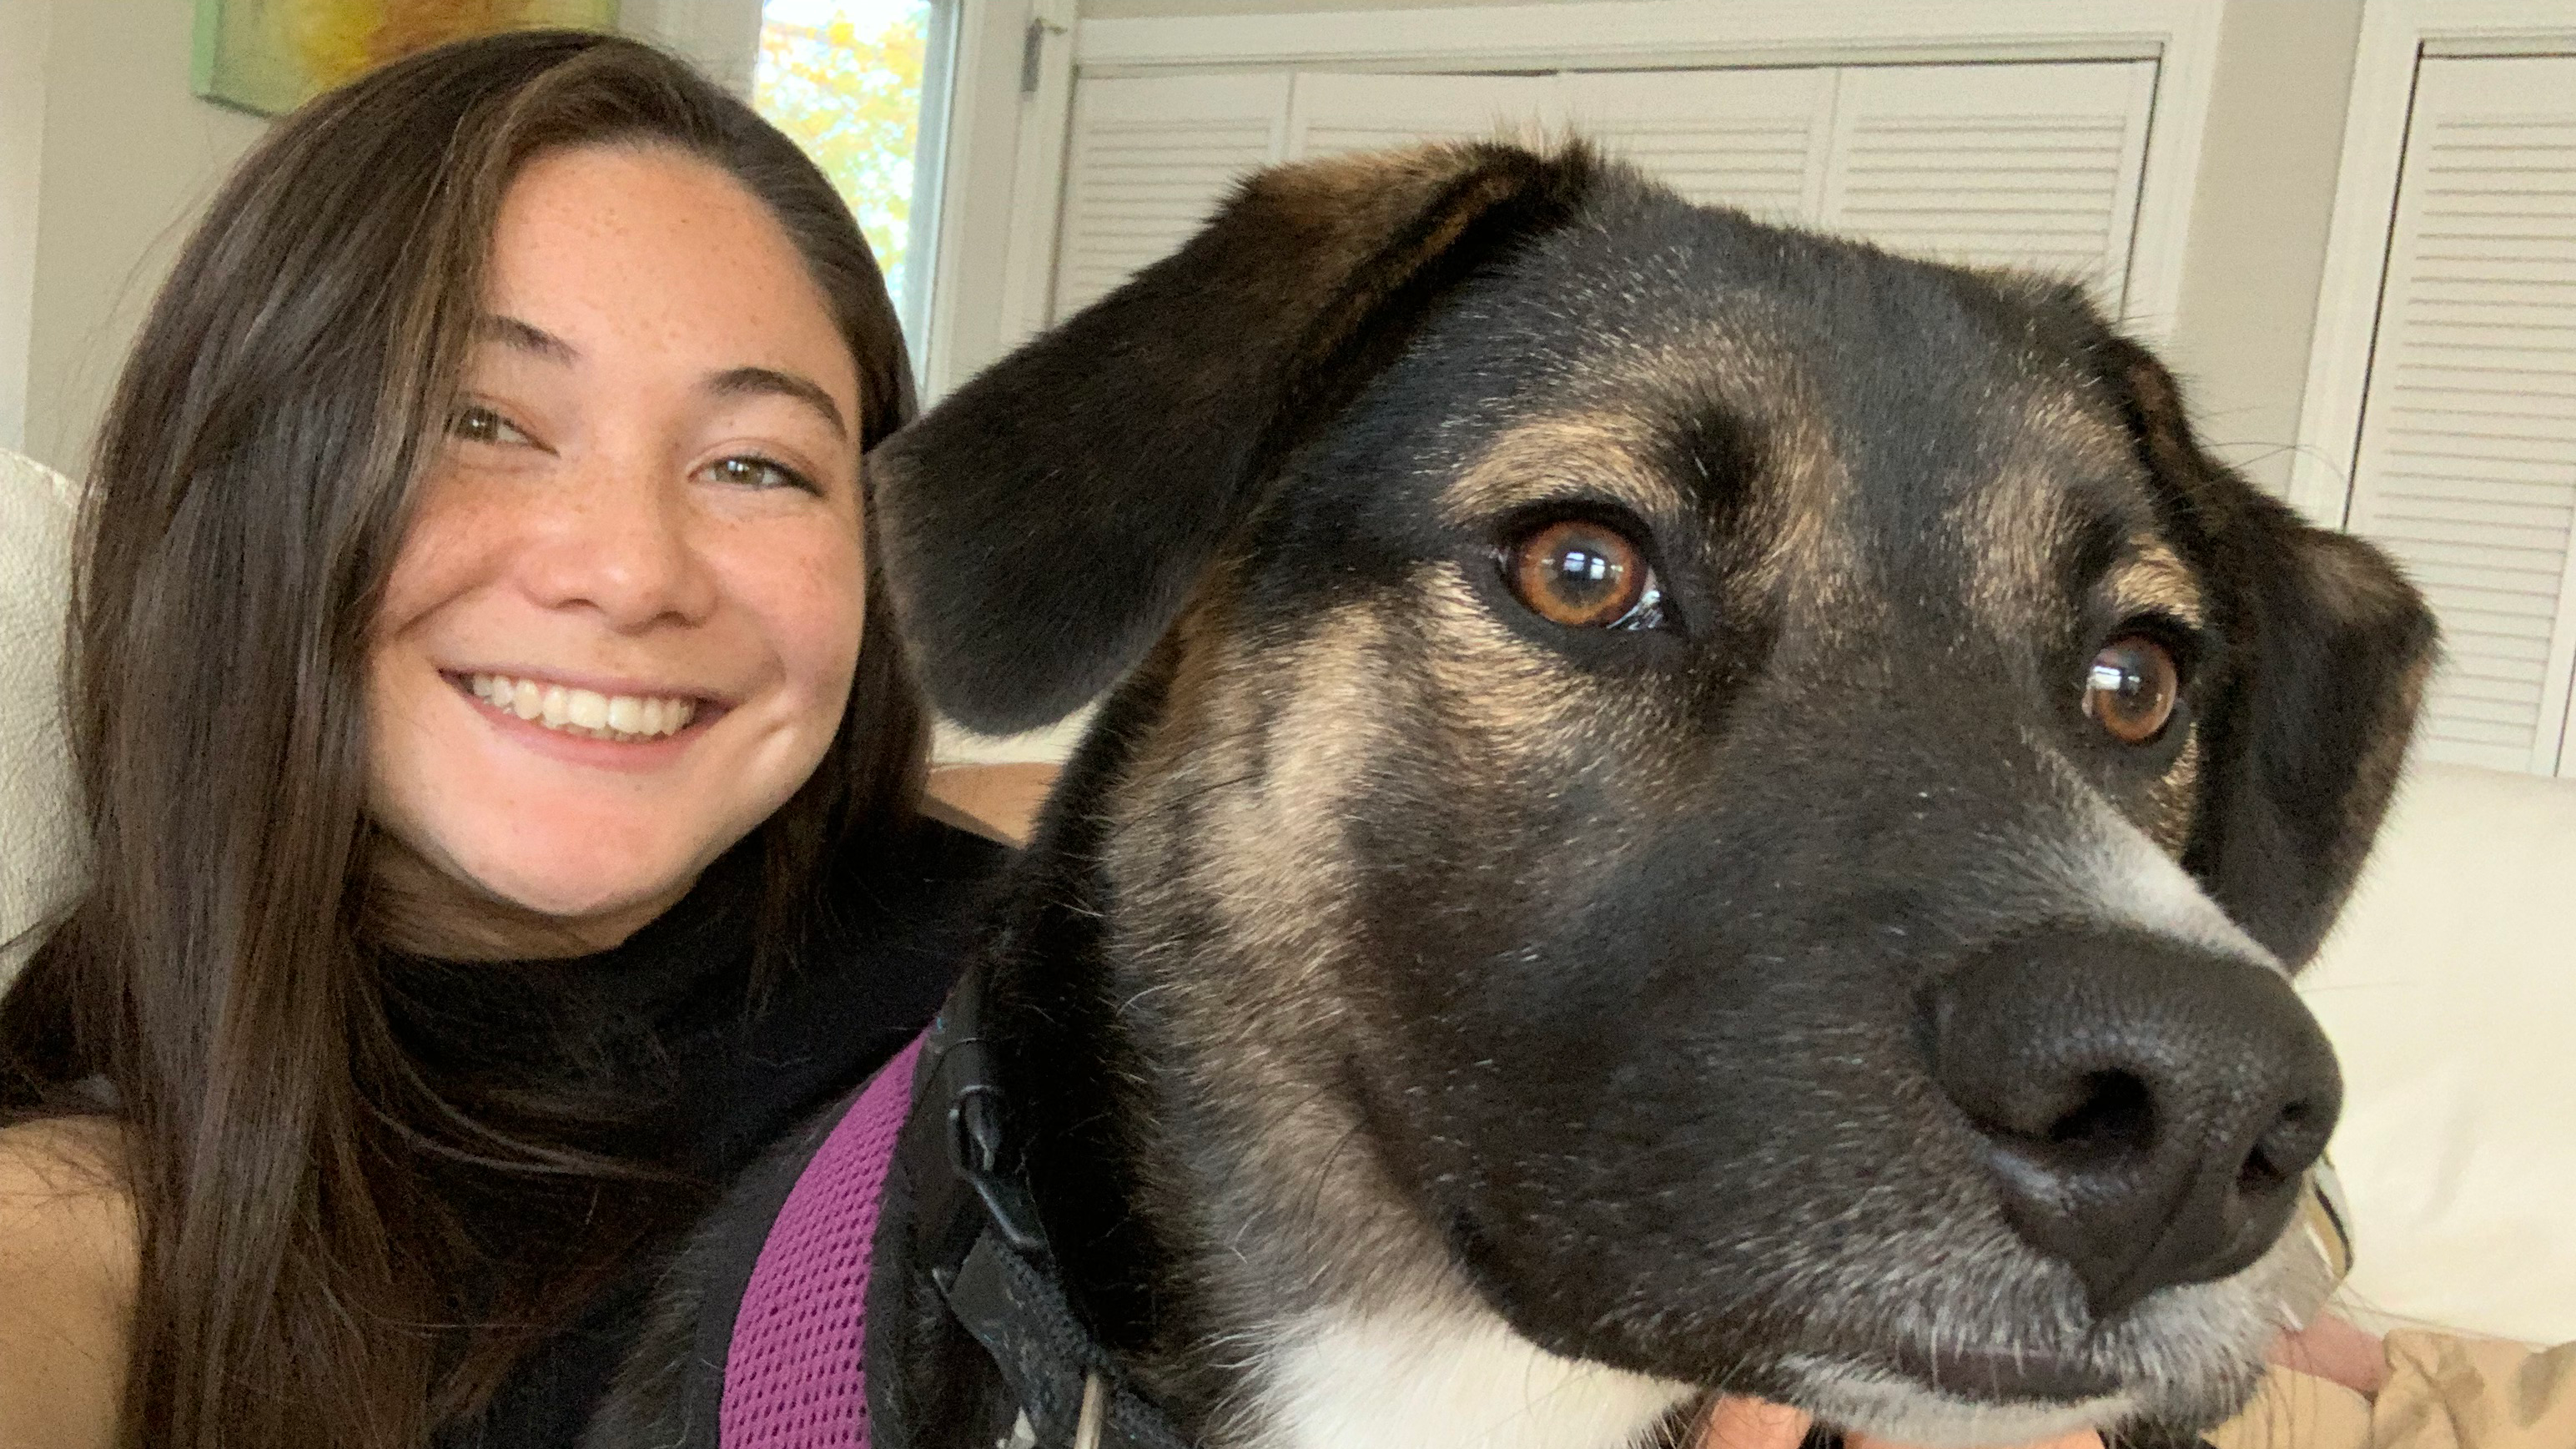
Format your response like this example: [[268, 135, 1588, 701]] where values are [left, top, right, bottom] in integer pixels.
[[1050, 73, 1294, 321], [2342, 55, 2576, 776], [1557, 69, 1834, 226], [1818, 62, 2155, 314], [1053, 62, 2163, 331], [1285, 73, 1548, 161], [1289, 70, 1833, 224]]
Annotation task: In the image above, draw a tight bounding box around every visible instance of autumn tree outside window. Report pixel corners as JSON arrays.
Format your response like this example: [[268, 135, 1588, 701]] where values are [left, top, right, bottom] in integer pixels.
[[755, 0, 956, 361]]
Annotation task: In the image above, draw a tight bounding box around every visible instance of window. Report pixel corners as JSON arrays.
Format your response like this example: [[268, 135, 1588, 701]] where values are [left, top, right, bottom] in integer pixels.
[[753, 0, 957, 367]]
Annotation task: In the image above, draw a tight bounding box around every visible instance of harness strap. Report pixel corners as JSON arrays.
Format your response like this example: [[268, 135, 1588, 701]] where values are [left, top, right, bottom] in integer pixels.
[[938, 1230, 1194, 1449], [913, 965, 1197, 1449], [720, 1035, 925, 1449]]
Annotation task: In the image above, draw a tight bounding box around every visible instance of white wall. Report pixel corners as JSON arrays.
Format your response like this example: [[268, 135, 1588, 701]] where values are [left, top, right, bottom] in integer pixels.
[[2162, 0, 2367, 497], [0, 0, 52, 457], [1086, 0, 1549, 11], [622, 0, 766, 94], [17, 0, 269, 478], [0, 0, 766, 482]]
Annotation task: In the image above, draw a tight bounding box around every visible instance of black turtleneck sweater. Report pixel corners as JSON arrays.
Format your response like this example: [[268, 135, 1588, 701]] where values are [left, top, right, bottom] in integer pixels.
[[411, 818, 1007, 1448]]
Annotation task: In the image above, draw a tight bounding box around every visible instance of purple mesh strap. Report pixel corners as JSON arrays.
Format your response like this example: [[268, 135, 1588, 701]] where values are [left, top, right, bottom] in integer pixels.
[[721, 1034, 925, 1449]]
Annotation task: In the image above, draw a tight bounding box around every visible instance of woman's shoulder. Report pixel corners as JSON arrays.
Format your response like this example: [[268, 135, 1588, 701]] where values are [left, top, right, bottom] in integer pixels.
[[0, 1114, 133, 1278], [0, 1116, 134, 1449]]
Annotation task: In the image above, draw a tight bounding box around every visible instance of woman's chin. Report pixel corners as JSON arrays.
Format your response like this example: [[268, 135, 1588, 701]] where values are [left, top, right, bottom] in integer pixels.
[[470, 865, 701, 949], [372, 828, 714, 958]]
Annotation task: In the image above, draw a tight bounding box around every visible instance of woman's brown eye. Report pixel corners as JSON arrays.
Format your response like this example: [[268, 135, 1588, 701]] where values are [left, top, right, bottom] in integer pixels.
[[2085, 636, 2181, 745], [1506, 518, 1656, 629], [449, 405, 531, 447]]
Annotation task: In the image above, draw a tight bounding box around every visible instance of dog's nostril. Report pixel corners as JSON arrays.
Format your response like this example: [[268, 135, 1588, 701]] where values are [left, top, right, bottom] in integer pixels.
[[2238, 1096, 2326, 1196], [2042, 1070, 2155, 1157], [2236, 1140, 2291, 1196]]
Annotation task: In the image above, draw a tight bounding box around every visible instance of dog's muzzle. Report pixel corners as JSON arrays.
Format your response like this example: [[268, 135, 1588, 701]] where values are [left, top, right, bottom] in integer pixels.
[[1920, 926, 2342, 1318]]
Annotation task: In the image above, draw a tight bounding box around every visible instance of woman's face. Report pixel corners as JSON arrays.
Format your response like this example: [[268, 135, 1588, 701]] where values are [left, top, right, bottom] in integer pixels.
[[368, 143, 868, 955]]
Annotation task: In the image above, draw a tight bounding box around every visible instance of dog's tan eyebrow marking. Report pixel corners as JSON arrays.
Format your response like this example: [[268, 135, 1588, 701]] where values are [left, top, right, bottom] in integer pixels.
[[1440, 417, 1688, 526], [2101, 541, 2205, 627]]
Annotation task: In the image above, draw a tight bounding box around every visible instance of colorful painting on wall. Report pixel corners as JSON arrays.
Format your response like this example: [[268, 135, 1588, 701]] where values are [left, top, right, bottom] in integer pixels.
[[193, 0, 621, 117]]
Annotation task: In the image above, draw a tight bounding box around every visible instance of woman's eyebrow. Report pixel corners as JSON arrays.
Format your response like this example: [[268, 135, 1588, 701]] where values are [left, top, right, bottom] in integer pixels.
[[477, 314, 578, 361], [707, 366, 848, 440], [475, 314, 846, 440]]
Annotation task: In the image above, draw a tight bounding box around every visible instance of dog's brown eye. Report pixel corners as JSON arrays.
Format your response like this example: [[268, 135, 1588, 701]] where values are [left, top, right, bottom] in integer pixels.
[[2085, 636, 2180, 745], [1507, 519, 1654, 628]]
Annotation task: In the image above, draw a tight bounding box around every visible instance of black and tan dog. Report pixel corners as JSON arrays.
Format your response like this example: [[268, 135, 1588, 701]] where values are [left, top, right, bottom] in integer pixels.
[[597, 143, 2433, 1449]]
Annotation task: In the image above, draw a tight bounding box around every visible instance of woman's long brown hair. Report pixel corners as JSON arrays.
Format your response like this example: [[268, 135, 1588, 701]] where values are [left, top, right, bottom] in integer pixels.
[[0, 31, 927, 1448]]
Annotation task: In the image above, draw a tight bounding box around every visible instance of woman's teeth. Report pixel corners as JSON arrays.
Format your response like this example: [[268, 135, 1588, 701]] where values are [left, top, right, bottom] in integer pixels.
[[467, 673, 698, 742]]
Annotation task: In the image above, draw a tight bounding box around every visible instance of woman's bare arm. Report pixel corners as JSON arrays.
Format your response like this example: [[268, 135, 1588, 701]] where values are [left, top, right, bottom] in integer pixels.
[[0, 1118, 133, 1449]]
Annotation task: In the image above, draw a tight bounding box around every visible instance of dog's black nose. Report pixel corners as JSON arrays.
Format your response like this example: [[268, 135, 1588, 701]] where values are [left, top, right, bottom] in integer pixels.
[[1921, 928, 2340, 1319]]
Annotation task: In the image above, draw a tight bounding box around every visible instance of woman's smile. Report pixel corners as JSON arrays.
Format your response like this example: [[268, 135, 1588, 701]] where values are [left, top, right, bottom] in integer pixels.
[[454, 670, 712, 742]]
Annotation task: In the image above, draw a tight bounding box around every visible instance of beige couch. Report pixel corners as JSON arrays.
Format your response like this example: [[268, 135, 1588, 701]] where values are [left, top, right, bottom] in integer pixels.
[[0, 448, 2564, 1345], [2303, 762, 2576, 1346], [0, 450, 79, 980]]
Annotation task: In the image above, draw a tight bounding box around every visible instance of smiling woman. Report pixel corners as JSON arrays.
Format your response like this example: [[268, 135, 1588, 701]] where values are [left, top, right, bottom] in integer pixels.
[[0, 30, 1006, 1449], [367, 143, 876, 958]]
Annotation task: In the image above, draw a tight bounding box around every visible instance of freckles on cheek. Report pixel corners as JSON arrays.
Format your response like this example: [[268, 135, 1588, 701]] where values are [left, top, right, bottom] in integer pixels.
[[377, 475, 507, 633], [753, 527, 869, 692]]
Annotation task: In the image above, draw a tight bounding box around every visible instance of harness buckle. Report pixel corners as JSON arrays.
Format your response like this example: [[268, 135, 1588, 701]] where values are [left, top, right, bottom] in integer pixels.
[[922, 967, 1054, 1263], [949, 1072, 1052, 1259]]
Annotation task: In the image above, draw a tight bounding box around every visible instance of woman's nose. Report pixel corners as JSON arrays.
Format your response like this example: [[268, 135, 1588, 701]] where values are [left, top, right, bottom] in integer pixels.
[[518, 452, 720, 629]]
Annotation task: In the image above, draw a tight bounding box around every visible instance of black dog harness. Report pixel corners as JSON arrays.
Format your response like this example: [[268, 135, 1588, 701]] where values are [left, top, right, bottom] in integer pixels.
[[718, 967, 1191, 1449]]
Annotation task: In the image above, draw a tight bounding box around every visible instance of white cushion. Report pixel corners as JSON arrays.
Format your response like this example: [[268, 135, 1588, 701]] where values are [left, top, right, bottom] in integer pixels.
[[0, 449, 80, 988], [2300, 761, 2576, 1346]]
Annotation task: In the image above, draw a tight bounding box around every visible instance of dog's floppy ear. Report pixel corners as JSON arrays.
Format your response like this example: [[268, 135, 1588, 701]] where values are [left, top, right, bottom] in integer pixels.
[[2096, 338, 2439, 965], [872, 142, 1603, 733]]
